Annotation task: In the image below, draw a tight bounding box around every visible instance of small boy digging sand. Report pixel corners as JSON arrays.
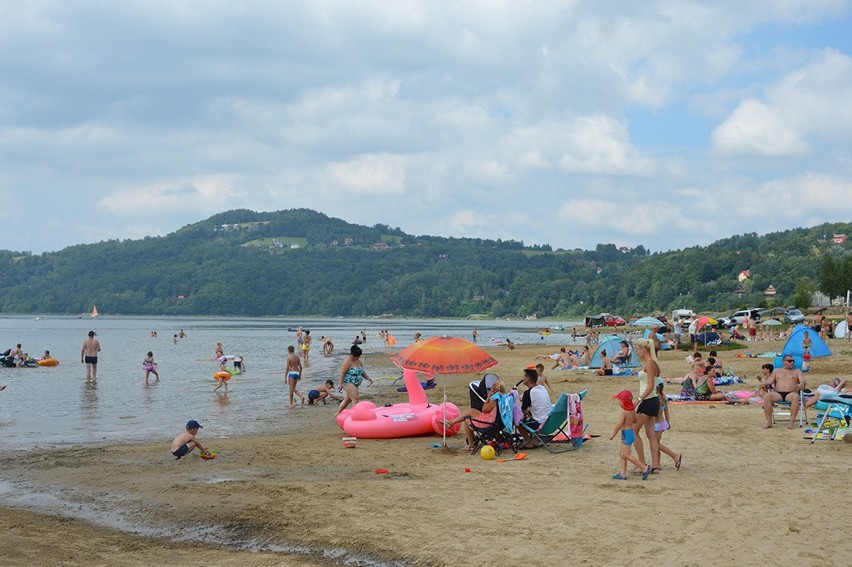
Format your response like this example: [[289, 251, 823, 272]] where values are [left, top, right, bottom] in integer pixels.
[[610, 390, 651, 480], [171, 420, 211, 460]]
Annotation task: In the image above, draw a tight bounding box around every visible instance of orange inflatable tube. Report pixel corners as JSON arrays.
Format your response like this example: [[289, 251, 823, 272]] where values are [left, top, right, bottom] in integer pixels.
[[213, 371, 231, 381]]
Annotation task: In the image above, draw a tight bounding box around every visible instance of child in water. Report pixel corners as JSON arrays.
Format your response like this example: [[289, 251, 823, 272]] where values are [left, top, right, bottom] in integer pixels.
[[143, 351, 159, 381], [610, 390, 651, 480], [171, 420, 211, 460]]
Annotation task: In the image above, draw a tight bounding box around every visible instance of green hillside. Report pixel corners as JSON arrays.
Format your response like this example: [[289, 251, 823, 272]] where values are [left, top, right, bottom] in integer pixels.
[[0, 209, 849, 318]]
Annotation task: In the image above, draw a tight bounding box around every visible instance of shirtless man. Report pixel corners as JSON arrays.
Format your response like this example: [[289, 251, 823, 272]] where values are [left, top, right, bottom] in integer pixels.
[[763, 356, 805, 429], [7, 343, 25, 367], [80, 331, 101, 381], [286, 345, 304, 407]]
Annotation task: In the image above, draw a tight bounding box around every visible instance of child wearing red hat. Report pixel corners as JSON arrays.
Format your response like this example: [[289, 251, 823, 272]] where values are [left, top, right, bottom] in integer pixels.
[[610, 390, 651, 480]]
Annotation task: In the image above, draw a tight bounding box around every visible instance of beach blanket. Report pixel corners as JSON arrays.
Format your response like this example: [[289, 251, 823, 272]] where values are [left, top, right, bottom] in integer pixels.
[[664, 375, 744, 385]]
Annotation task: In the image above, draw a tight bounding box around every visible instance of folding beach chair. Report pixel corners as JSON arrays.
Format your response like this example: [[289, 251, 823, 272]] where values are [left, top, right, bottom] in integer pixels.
[[771, 393, 808, 428], [469, 392, 522, 455], [809, 393, 852, 444], [518, 392, 586, 454]]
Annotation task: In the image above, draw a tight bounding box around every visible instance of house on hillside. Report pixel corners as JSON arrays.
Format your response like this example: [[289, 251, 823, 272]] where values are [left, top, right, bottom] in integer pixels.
[[833, 233, 847, 244], [373, 243, 389, 250]]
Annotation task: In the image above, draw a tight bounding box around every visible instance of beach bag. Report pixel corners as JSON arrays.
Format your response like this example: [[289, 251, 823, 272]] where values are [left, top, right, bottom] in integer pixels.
[[680, 376, 696, 398]]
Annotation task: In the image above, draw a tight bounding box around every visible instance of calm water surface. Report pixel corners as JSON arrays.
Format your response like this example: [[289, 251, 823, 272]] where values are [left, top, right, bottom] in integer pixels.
[[0, 316, 581, 450]]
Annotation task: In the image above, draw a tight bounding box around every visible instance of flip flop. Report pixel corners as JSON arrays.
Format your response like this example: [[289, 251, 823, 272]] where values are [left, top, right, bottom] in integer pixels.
[[611, 473, 628, 480], [675, 454, 683, 471]]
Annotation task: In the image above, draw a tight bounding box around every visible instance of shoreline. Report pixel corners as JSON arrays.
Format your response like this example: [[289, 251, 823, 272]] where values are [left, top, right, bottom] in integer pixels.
[[1, 342, 849, 566]]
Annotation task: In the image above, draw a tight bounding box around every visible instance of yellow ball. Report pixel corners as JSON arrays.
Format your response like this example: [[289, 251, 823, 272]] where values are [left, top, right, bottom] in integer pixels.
[[480, 445, 496, 460]]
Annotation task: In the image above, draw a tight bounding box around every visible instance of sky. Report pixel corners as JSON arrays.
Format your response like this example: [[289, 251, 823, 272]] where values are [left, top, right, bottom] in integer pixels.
[[2, 1, 852, 254]]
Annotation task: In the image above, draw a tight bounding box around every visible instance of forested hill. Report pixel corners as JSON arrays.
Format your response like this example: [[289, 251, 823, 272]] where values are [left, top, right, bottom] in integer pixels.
[[0, 209, 849, 318]]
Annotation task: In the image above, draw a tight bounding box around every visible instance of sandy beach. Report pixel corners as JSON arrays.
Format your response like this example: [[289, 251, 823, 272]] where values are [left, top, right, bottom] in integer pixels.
[[1, 339, 849, 566]]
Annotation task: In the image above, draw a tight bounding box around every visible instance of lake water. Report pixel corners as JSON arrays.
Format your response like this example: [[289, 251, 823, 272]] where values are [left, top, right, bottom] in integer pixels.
[[0, 315, 582, 450]]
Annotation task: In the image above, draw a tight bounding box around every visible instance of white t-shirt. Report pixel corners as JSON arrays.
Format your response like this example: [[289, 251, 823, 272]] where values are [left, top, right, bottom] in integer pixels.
[[688, 319, 699, 335], [528, 385, 552, 424]]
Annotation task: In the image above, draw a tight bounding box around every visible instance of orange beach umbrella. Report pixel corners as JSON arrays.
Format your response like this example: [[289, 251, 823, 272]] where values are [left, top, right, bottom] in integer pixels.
[[392, 335, 498, 375]]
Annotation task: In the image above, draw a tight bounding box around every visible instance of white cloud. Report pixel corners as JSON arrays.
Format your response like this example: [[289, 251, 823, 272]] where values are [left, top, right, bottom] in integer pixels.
[[712, 99, 809, 157], [461, 159, 510, 183], [1, 1, 852, 254], [324, 153, 407, 195], [99, 176, 239, 214], [712, 49, 852, 157], [448, 210, 489, 233], [557, 197, 684, 236], [501, 115, 654, 175]]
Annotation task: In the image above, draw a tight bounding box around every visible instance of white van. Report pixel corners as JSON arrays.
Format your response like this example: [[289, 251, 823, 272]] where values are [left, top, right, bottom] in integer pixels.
[[672, 309, 694, 320]]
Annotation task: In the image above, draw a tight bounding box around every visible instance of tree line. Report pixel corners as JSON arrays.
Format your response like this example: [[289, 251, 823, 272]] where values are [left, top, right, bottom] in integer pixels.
[[0, 209, 848, 318]]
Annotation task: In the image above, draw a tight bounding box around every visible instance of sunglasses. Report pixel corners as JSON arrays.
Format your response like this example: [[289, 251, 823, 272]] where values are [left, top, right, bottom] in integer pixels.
[[783, 359, 794, 363]]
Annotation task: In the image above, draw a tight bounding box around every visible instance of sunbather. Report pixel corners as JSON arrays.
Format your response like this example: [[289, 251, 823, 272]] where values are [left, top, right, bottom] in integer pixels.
[[804, 377, 847, 408]]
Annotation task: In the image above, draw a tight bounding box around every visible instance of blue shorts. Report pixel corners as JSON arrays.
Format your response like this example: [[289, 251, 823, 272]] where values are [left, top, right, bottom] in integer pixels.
[[308, 389, 320, 400], [172, 443, 190, 459], [288, 371, 300, 380], [621, 430, 635, 446]]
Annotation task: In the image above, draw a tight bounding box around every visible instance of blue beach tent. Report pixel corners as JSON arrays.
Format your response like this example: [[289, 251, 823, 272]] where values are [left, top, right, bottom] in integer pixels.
[[590, 335, 639, 369], [781, 325, 831, 358]]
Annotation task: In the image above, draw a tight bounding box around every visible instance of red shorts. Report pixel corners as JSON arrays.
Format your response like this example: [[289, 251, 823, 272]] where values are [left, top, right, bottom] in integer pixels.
[[749, 328, 756, 336]]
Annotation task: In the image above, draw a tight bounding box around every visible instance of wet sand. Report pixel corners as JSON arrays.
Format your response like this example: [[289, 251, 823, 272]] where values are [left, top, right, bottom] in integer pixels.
[[1, 340, 849, 566]]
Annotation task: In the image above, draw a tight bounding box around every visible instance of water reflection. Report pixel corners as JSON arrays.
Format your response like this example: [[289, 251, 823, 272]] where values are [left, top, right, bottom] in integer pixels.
[[81, 379, 98, 422], [142, 378, 159, 411]]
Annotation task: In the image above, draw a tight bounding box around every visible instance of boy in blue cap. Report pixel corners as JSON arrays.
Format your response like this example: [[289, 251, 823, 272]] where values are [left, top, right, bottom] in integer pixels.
[[171, 420, 211, 459]]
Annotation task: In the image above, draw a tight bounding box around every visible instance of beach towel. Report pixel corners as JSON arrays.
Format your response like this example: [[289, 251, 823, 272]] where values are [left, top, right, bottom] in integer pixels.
[[509, 389, 523, 427], [567, 393, 584, 442]]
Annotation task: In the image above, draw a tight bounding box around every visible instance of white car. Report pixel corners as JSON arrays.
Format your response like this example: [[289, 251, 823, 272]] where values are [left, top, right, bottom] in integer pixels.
[[720, 308, 763, 327]]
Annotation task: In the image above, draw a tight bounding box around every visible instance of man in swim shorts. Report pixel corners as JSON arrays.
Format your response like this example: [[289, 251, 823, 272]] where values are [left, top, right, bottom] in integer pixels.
[[171, 420, 210, 460], [80, 330, 101, 381], [286, 345, 304, 407], [762, 356, 805, 429]]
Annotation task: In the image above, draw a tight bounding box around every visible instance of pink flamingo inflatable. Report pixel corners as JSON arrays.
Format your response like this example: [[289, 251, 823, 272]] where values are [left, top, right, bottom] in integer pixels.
[[336, 369, 462, 439]]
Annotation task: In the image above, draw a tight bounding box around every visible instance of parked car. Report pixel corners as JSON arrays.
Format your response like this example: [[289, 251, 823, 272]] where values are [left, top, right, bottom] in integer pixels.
[[720, 308, 763, 327], [784, 308, 805, 324], [604, 314, 626, 326]]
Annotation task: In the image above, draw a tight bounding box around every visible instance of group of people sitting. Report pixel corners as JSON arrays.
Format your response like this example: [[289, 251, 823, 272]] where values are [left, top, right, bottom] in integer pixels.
[[444, 365, 560, 451], [540, 346, 592, 370]]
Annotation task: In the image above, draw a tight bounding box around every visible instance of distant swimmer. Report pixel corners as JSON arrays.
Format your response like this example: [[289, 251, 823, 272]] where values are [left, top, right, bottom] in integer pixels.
[[81, 331, 101, 381]]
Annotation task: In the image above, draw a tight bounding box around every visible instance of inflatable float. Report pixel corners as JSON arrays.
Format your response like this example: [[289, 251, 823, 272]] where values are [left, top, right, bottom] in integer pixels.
[[37, 358, 59, 367], [213, 371, 231, 382], [336, 369, 462, 439]]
